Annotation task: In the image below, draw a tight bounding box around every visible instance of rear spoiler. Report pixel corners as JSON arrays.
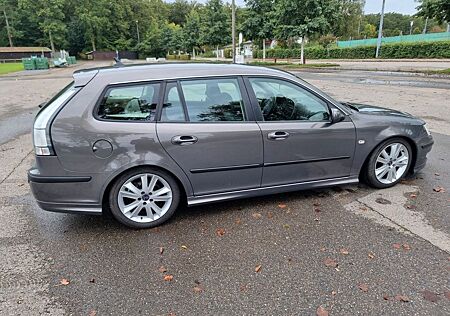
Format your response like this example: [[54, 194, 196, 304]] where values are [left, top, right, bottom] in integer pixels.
[[73, 69, 99, 87]]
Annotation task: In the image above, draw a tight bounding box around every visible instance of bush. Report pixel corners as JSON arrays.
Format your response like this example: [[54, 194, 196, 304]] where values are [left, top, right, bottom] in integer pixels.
[[253, 41, 450, 59], [166, 54, 191, 60], [224, 48, 233, 59]]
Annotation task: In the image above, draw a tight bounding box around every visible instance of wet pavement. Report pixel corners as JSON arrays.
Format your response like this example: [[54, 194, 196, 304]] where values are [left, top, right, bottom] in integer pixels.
[[0, 64, 449, 315]]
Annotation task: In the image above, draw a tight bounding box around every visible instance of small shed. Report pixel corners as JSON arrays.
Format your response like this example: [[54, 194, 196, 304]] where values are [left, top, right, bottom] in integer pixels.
[[0, 47, 52, 60]]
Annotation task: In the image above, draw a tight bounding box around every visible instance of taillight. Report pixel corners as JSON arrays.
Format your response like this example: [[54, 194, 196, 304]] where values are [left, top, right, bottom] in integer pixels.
[[33, 86, 76, 156]]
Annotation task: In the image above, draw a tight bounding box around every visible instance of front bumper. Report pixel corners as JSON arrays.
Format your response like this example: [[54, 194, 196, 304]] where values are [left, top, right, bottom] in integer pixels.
[[412, 134, 434, 174], [28, 168, 102, 215]]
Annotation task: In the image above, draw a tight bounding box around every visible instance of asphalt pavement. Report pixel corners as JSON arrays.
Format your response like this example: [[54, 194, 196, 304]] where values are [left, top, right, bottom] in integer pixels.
[[0, 64, 449, 315]]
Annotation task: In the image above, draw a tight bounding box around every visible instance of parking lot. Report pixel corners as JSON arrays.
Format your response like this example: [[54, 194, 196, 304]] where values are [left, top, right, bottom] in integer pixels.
[[0, 62, 449, 315]]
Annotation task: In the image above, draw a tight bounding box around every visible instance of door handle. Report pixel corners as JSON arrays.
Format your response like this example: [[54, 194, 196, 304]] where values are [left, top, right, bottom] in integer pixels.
[[268, 131, 290, 140], [171, 135, 198, 145]]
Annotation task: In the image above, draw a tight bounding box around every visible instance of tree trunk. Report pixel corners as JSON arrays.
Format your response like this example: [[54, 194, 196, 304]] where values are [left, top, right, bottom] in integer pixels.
[[3, 10, 13, 47], [216, 45, 219, 60], [192, 48, 196, 59], [300, 36, 305, 65], [49, 30, 55, 53], [262, 39, 266, 60], [91, 38, 96, 51]]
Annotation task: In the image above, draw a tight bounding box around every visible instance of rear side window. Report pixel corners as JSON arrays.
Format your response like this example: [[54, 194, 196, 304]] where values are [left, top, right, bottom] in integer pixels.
[[97, 83, 160, 121], [180, 78, 245, 122]]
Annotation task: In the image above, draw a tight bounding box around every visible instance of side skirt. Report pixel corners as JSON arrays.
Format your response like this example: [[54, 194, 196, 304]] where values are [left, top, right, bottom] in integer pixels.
[[187, 176, 359, 206]]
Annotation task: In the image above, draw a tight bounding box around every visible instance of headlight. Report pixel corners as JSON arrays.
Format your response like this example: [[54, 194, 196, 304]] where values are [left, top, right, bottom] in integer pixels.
[[423, 124, 431, 136]]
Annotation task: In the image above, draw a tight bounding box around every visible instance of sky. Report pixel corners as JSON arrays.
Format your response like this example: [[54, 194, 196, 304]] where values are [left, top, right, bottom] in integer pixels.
[[189, 0, 419, 15]]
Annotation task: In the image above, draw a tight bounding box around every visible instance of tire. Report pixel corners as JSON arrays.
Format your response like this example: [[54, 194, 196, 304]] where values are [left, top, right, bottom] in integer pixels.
[[365, 138, 412, 189], [109, 167, 180, 229]]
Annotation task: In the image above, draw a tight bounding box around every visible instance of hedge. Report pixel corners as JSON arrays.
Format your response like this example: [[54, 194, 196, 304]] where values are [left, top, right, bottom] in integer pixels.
[[166, 54, 191, 60], [253, 41, 450, 59]]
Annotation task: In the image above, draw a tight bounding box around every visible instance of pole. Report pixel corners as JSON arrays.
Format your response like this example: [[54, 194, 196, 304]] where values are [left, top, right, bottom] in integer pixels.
[[409, 21, 414, 35], [375, 0, 385, 58], [3, 9, 13, 47], [262, 39, 266, 60], [231, 0, 236, 63], [422, 17, 428, 34], [136, 20, 140, 44]]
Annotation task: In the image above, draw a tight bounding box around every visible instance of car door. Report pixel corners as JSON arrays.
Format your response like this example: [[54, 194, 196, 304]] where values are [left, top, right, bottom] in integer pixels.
[[156, 77, 263, 196], [245, 76, 356, 187]]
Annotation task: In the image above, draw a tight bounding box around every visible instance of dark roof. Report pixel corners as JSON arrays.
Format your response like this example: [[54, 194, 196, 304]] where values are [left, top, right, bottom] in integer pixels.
[[0, 47, 51, 53], [74, 62, 293, 84]]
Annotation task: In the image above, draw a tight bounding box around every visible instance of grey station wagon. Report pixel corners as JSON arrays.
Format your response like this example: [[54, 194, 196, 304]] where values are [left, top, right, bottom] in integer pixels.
[[28, 63, 434, 228]]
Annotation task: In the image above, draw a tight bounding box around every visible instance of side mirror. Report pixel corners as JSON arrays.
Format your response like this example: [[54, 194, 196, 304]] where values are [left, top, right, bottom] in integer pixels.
[[330, 108, 345, 124]]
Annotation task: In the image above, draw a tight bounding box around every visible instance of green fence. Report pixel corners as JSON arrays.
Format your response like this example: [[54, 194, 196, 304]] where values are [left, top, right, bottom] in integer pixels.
[[338, 32, 450, 48]]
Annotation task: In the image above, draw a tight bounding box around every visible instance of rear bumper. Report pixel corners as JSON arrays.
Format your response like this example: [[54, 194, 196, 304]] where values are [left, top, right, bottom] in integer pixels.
[[28, 168, 102, 215], [412, 135, 434, 174]]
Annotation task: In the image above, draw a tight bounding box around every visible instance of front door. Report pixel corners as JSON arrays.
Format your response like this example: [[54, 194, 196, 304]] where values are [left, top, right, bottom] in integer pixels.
[[245, 76, 356, 187], [156, 78, 263, 196]]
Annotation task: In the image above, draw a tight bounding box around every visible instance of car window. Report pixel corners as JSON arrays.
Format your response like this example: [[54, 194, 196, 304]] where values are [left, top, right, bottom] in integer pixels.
[[97, 83, 159, 121], [161, 82, 186, 121], [180, 78, 245, 122], [249, 78, 330, 122]]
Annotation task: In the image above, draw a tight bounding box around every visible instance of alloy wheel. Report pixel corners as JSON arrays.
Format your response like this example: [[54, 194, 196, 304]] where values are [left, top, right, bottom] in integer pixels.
[[375, 142, 409, 185], [118, 173, 173, 223]]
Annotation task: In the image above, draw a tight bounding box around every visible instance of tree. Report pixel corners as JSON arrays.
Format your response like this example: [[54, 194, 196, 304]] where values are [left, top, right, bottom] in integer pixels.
[[417, 0, 450, 23], [20, 0, 66, 52], [242, 0, 275, 59], [183, 9, 201, 57], [201, 0, 230, 58], [361, 23, 377, 38], [275, 0, 340, 63], [75, 0, 110, 51], [168, 0, 195, 26], [333, 0, 365, 39]]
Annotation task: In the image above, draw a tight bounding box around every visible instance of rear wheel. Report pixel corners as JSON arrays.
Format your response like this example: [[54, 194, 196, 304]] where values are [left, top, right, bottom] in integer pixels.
[[365, 138, 412, 189], [109, 167, 180, 228]]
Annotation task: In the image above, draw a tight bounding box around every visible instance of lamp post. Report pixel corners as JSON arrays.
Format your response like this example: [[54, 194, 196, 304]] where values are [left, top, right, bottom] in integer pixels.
[[232, 0, 236, 63], [136, 20, 140, 44], [375, 0, 386, 58]]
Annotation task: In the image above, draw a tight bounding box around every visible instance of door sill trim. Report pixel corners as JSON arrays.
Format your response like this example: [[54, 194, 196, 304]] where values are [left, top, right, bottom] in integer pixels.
[[187, 176, 358, 206]]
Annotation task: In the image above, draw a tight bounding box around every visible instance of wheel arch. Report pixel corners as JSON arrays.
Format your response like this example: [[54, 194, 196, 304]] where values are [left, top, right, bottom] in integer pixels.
[[359, 135, 418, 180], [101, 164, 189, 212]]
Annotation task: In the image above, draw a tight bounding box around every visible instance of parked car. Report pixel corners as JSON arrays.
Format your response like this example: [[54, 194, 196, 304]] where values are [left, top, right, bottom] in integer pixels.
[[28, 63, 433, 228]]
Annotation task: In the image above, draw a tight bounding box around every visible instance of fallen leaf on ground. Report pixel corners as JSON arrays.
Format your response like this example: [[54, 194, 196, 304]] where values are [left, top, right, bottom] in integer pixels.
[[235, 218, 241, 224], [159, 266, 167, 273], [368, 252, 375, 259], [358, 283, 369, 292], [422, 290, 440, 303], [240, 284, 248, 291], [252, 212, 262, 219], [393, 243, 402, 249], [339, 248, 349, 255], [168, 313, 176, 316], [193, 285, 203, 293], [331, 290, 337, 296], [410, 193, 417, 198], [324, 258, 338, 268], [163, 274, 174, 281], [402, 244, 411, 251], [383, 294, 390, 300], [313, 202, 321, 207], [320, 247, 327, 252], [278, 204, 287, 209], [394, 294, 410, 302], [283, 224, 290, 229], [433, 186, 446, 193], [435, 173, 440, 176], [314, 208, 321, 213], [316, 306, 329, 316], [216, 228, 226, 236], [60, 278, 70, 286], [181, 245, 188, 250], [89, 311, 97, 316], [255, 265, 262, 273], [376, 197, 391, 205], [159, 247, 164, 255], [267, 212, 273, 219]]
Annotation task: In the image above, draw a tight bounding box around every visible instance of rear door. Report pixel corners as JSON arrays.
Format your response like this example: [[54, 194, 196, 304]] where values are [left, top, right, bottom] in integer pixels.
[[245, 76, 356, 187], [156, 77, 263, 196]]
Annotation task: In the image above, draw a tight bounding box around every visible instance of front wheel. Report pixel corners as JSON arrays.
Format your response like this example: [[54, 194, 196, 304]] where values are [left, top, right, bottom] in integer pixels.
[[109, 167, 180, 228], [365, 138, 412, 189]]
